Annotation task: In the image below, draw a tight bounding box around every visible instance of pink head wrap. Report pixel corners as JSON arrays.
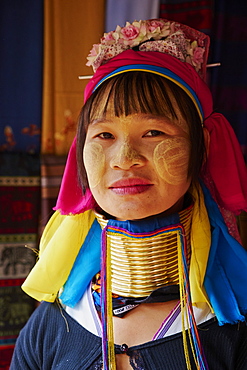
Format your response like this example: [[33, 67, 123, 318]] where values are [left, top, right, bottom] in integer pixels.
[[54, 33, 247, 217]]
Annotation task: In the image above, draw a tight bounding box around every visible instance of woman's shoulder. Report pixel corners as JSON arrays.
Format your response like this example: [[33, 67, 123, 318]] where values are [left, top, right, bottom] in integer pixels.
[[11, 301, 102, 369], [20, 300, 102, 345], [18, 301, 76, 334]]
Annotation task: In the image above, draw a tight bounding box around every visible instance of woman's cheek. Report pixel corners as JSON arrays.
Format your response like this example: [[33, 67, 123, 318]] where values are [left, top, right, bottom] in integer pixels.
[[153, 137, 190, 185], [83, 142, 106, 188]]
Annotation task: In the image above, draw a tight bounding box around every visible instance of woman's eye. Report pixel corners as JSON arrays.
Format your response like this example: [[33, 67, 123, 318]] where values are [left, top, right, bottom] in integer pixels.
[[98, 132, 114, 139], [144, 130, 164, 137]]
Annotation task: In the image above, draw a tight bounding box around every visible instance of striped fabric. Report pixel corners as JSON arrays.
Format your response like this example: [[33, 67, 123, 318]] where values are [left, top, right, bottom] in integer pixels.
[[40, 155, 67, 228], [0, 156, 40, 367]]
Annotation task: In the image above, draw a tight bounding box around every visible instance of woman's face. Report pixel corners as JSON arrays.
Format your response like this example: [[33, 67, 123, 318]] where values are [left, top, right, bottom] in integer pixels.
[[83, 112, 191, 220]]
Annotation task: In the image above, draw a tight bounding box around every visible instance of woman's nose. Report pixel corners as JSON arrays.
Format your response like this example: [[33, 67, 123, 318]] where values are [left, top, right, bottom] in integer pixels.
[[110, 141, 146, 169]]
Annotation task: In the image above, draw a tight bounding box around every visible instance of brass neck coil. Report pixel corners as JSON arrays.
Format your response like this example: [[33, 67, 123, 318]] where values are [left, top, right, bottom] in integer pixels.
[[96, 206, 193, 298]]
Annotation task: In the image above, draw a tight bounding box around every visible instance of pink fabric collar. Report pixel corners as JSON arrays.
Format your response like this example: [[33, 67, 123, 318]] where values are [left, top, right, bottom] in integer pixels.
[[54, 51, 247, 216]]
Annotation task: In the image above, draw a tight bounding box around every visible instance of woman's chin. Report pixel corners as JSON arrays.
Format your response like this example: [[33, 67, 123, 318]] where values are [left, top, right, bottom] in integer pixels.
[[104, 197, 185, 222]]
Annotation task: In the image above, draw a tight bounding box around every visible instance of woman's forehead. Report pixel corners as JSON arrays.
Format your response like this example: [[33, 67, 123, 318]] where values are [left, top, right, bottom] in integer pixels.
[[90, 95, 190, 135]]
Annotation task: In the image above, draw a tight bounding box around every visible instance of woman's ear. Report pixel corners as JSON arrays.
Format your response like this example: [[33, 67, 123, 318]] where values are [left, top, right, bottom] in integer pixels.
[[203, 127, 210, 159]]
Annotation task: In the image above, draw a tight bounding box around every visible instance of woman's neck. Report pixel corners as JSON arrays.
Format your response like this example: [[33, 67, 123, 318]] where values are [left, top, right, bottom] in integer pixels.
[[95, 198, 193, 298]]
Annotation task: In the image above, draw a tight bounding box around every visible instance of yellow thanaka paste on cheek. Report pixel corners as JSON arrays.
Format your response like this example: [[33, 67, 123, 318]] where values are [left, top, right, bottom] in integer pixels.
[[153, 137, 190, 185], [83, 142, 105, 188]]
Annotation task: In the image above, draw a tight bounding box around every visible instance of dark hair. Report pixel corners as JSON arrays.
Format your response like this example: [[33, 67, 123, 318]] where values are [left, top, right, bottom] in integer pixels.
[[76, 71, 206, 191]]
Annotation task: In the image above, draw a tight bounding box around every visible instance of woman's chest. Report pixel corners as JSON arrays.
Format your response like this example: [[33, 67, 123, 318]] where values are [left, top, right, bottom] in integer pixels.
[[113, 300, 178, 347], [113, 301, 179, 370]]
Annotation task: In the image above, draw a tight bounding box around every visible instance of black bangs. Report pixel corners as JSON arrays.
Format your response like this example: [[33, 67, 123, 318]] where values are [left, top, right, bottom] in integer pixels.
[[88, 71, 180, 122]]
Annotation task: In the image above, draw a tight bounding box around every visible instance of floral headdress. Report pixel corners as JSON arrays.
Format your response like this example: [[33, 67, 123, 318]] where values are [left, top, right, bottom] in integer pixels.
[[86, 19, 209, 80]]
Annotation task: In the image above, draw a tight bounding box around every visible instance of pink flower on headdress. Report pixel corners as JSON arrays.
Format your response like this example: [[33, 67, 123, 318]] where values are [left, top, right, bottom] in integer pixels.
[[120, 24, 139, 40], [101, 30, 119, 45], [87, 43, 101, 58], [147, 20, 165, 32], [118, 21, 147, 47], [86, 43, 102, 67], [186, 40, 205, 71], [192, 47, 205, 67], [86, 44, 104, 69], [146, 20, 171, 39]]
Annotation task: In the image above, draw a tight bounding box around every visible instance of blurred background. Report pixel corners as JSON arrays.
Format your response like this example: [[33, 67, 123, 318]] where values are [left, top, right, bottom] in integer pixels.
[[0, 0, 247, 368]]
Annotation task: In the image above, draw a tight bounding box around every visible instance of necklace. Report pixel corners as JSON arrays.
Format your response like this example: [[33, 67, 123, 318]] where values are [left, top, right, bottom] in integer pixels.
[[95, 204, 193, 299]]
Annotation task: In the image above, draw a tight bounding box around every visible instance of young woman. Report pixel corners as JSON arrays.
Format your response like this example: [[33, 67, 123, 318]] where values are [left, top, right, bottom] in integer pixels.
[[11, 19, 247, 370]]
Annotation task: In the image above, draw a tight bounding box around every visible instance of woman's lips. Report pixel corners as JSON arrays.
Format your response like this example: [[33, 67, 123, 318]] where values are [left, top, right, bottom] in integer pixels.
[[109, 178, 153, 195]]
